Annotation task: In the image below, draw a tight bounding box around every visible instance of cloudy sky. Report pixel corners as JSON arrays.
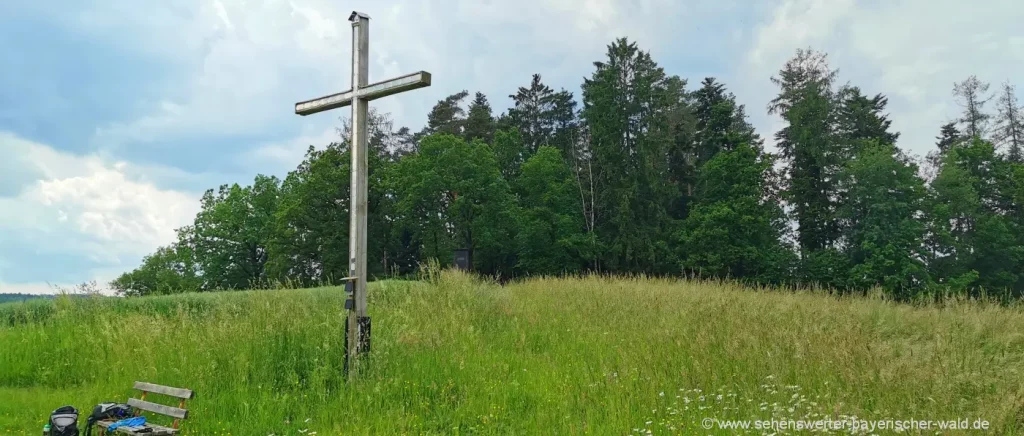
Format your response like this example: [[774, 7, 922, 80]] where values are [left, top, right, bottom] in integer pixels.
[[1, 0, 1021, 294]]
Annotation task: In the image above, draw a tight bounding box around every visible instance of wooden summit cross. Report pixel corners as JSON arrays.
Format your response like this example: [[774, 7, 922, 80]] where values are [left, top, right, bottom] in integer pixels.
[[294, 11, 431, 366]]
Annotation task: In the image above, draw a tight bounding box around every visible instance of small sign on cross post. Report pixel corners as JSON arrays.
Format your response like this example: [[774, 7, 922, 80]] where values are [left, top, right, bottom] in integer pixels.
[[294, 11, 432, 371]]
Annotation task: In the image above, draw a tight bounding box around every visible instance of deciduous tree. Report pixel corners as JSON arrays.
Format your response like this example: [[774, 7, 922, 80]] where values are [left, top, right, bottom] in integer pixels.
[[837, 143, 929, 297], [514, 146, 591, 275], [680, 143, 793, 283]]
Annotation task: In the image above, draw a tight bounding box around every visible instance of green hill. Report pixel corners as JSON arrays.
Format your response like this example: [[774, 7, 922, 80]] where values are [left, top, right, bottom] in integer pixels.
[[1, 272, 1022, 434]]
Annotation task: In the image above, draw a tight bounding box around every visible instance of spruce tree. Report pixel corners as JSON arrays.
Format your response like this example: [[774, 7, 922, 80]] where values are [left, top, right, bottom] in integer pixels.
[[463, 92, 496, 143], [581, 38, 679, 273], [693, 77, 760, 166], [508, 74, 556, 154], [994, 82, 1024, 163], [953, 76, 992, 140], [936, 122, 963, 154], [507, 74, 578, 156], [420, 90, 469, 138], [836, 86, 899, 151], [768, 49, 841, 253]]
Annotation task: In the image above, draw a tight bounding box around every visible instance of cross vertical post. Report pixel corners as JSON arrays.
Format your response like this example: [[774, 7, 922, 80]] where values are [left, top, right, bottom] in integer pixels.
[[293, 10, 431, 372], [348, 11, 370, 360]]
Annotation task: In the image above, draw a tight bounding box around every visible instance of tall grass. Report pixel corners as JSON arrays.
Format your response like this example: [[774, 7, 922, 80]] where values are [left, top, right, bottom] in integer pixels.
[[1, 272, 1023, 434]]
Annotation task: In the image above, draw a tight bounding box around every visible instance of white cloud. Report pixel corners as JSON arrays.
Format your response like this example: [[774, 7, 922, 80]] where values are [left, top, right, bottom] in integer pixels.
[[0, 277, 123, 296], [0, 282, 62, 296], [87, 0, 696, 155], [213, 0, 235, 31], [41, 0, 1023, 164], [87, 0, 1023, 165], [0, 132, 201, 264], [747, 0, 856, 69], [245, 125, 342, 175], [741, 0, 1024, 157], [91, 0, 348, 148]]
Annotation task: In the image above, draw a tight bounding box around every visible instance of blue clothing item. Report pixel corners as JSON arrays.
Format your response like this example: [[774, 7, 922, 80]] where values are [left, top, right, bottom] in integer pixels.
[[107, 416, 146, 432]]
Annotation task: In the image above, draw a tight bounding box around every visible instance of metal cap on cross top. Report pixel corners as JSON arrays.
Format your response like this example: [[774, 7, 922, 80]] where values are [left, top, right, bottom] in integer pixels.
[[293, 10, 432, 368]]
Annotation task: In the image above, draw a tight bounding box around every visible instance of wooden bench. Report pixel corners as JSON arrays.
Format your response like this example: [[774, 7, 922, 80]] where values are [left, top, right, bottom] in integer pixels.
[[96, 382, 195, 435]]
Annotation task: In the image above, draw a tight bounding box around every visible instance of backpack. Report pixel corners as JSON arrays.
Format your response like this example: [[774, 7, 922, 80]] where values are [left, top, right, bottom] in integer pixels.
[[48, 406, 79, 436], [84, 403, 132, 436]]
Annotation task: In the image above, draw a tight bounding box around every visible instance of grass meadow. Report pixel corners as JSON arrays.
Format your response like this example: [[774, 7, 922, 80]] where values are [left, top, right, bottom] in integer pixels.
[[1, 271, 1023, 434]]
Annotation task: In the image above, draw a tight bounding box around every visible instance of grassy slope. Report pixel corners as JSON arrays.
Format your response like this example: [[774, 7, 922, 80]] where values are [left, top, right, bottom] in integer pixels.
[[1, 272, 1022, 434]]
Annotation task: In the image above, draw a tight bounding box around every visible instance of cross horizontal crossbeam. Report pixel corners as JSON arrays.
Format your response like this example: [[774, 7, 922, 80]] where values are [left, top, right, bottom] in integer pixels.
[[295, 71, 432, 116]]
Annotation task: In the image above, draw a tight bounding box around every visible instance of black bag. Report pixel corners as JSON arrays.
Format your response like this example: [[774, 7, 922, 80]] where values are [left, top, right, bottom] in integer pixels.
[[48, 405, 79, 436], [84, 403, 132, 436]]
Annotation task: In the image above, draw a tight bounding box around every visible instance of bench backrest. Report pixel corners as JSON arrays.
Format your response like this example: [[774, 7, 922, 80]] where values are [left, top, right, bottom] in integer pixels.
[[129, 381, 195, 429]]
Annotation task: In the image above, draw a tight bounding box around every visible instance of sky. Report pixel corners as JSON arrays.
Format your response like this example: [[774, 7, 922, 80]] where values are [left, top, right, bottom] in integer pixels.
[[1, 0, 1022, 294]]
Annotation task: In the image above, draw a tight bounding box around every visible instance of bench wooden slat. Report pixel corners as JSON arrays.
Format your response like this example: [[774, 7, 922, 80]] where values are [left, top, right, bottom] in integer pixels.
[[126, 424, 177, 435], [127, 398, 188, 420], [97, 420, 178, 435], [133, 381, 194, 399]]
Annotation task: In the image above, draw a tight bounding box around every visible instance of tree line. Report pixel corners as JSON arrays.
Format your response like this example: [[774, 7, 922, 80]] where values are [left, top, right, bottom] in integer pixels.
[[112, 41, 1024, 300]]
